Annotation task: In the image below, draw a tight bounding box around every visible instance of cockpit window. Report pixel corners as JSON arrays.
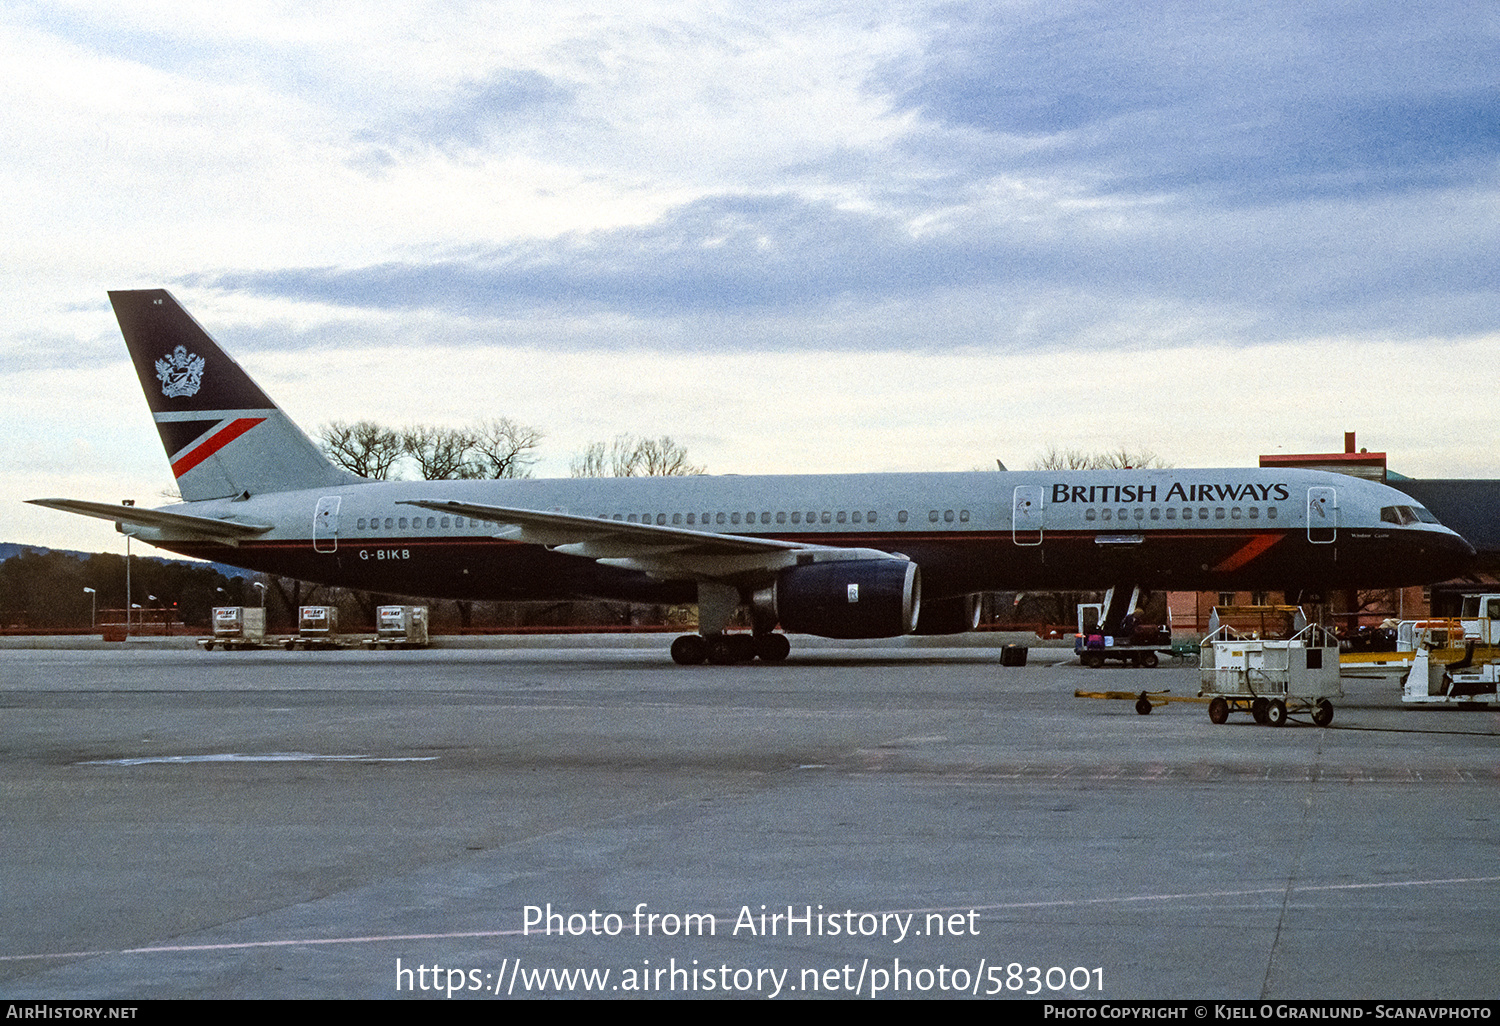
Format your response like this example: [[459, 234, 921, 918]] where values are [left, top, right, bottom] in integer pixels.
[[1413, 506, 1439, 524], [1380, 505, 1423, 526]]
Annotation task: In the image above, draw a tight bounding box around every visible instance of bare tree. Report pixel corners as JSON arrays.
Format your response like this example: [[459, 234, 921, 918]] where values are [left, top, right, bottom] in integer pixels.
[[320, 420, 405, 479], [469, 418, 543, 479], [570, 434, 705, 477], [569, 441, 609, 478], [401, 425, 478, 480], [1028, 445, 1170, 470]]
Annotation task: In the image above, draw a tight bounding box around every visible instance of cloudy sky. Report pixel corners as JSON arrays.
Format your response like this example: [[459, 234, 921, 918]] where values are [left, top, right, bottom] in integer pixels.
[[4, 1, 1498, 552]]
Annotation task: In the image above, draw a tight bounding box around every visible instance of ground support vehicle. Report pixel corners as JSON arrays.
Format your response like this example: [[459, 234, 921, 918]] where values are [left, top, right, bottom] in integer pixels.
[[363, 605, 430, 649], [1199, 620, 1341, 726], [199, 606, 268, 651], [1401, 640, 1500, 707], [1073, 588, 1173, 668], [283, 605, 346, 650]]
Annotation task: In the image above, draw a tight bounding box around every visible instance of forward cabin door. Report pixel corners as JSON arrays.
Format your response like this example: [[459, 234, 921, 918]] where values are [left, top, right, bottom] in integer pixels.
[[1306, 486, 1337, 544], [1012, 486, 1044, 546], [313, 496, 341, 553]]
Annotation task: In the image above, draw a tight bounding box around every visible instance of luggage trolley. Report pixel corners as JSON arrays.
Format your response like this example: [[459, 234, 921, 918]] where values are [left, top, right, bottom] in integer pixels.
[[1199, 620, 1341, 727]]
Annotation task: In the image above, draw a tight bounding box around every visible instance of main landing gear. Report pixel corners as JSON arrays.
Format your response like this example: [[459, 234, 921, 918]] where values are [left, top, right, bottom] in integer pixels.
[[671, 580, 793, 665], [670, 633, 791, 665]]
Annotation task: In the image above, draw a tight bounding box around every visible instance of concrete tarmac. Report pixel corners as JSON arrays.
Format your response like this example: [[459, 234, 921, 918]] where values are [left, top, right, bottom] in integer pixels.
[[1, 643, 1497, 1000]]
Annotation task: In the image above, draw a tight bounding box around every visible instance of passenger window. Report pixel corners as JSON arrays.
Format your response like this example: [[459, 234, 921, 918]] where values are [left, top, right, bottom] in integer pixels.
[[1198, 508, 1209, 520], [656, 514, 666, 525], [716, 513, 726, 525], [1086, 509, 1097, 521], [1215, 508, 1226, 520], [673, 513, 681, 525], [385, 517, 395, 529], [731, 513, 741, 524], [399, 517, 408, 529], [1248, 507, 1258, 519], [1231, 508, 1241, 519], [1133, 508, 1143, 521], [1149, 508, 1160, 521], [1102, 509, 1112, 521], [791, 512, 801, 524], [943, 510, 954, 523], [960, 510, 970, 522], [439, 517, 448, 528], [762, 512, 771, 524], [851, 511, 861, 523], [868, 511, 877, 523], [929, 510, 939, 523], [1268, 507, 1278, 520], [685, 513, 694, 525], [777, 512, 786, 524], [837, 511, 847, 523], [357, 518, 367, 529], [897, 510, 908, 524]]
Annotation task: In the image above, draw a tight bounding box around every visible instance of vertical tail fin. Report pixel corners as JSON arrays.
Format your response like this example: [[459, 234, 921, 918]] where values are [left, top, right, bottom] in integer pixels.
[[109, 289, 356, 500]]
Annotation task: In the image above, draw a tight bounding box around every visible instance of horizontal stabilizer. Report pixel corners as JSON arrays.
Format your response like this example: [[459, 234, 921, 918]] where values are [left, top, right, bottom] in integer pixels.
[[27, 498, 272, 543]]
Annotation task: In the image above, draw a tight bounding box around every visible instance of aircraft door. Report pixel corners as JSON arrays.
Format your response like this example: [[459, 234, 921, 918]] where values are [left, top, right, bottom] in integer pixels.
[[1012, 486, 1044, 546], [1306, 486, 1337, 544], [313, 496, 341, 553]]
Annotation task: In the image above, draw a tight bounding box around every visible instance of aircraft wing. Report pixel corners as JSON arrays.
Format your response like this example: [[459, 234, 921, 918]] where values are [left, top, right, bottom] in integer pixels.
[[27, 498, 273, 545], [396, 498, 892, 581]]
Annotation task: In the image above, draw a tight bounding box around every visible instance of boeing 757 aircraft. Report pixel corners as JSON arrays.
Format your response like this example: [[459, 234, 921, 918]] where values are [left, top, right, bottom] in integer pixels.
[[28, 290, 1475, 664]]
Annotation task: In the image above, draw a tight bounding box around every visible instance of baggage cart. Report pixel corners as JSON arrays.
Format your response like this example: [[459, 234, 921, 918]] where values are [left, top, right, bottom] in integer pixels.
[[200, 606, 266, 651]]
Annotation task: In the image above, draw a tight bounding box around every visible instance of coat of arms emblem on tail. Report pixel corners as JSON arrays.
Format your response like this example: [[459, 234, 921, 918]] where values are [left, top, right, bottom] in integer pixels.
[[155, 345, 205, 398]]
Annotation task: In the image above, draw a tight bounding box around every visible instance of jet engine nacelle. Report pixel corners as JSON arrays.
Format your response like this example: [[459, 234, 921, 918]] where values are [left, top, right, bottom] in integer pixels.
[[912, 593, 982, 635], [760, 559, 921, 639]]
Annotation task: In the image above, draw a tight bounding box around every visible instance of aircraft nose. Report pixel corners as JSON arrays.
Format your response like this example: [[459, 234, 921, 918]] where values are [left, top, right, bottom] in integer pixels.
[[1431, 530, 1478, 578]]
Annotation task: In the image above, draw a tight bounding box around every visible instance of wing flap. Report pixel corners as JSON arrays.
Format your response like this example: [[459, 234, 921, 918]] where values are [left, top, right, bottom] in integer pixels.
[[396, 499, 804, 554]]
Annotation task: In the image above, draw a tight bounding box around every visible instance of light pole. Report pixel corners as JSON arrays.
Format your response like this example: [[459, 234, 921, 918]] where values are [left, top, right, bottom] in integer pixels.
[[122, 499, 135, 637], [83, 587, 96, 629]]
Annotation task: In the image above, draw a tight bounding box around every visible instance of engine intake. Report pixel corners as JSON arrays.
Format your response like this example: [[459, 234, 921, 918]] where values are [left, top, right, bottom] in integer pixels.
[[764, 559, 920, 639]]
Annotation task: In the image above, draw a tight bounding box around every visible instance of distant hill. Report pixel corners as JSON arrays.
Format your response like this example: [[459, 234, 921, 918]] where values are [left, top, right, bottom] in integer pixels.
[[0, 542, 255, 579]]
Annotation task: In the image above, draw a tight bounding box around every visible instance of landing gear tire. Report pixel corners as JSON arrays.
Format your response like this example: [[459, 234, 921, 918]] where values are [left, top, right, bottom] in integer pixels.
[[1312, 699, 1334, 727], [1139, 651, 1158, 668], [671, 634, 707, 665], [1135, 694, 1153, 716], [1251, 698, 1269, 725], [729, 634, 757, 663], [706, 636, 738, 665], [754, 633, 790, 662], [1208, 697, 1229, 724], [1266, 699, 1287, 727]]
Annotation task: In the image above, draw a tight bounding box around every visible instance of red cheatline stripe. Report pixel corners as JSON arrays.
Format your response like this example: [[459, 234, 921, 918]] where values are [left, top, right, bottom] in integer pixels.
[[171, 417, 265, 477], [1211, 533, 1285, 573]]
